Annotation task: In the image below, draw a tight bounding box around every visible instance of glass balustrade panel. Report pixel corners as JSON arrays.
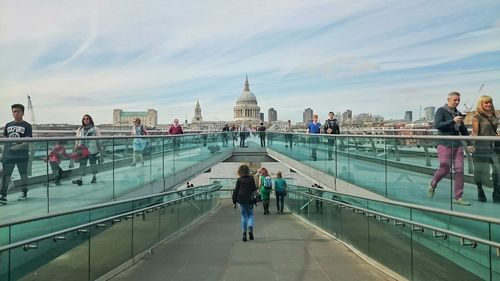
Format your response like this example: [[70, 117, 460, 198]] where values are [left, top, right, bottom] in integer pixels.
[[89, 218, 132, 280], [11, 230, 89, 281]]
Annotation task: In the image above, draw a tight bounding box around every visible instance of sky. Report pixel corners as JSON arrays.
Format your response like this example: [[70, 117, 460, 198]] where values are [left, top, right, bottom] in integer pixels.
[[1, 0, 499, 125]]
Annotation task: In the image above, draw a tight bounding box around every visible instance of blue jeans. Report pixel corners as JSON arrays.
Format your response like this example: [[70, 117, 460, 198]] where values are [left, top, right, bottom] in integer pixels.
[[239, 203, 254, 233]]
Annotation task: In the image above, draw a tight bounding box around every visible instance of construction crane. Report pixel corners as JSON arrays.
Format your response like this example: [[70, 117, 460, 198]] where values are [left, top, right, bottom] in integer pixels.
[[27, 95, 36, 125], [463, 84, 484, 113]]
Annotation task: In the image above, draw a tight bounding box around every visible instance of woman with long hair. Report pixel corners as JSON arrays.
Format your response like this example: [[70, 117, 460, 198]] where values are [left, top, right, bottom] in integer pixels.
[[72, 114, 101, 185], [471, 95, 500, 203], [258, 167, 272, 215], [232, 164, 258, 241]]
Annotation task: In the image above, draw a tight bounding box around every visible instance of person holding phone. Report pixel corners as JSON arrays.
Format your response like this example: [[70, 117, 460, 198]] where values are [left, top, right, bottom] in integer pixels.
[[427, 92, 474, 205]]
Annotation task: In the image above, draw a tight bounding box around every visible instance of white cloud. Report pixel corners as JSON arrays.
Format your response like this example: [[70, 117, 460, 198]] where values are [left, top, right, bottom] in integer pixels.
[[1, 0, 499, 125]]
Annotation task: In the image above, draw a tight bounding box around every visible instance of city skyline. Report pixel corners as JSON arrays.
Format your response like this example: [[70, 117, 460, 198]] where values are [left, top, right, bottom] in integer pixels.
[[1, 1, 499, 124]]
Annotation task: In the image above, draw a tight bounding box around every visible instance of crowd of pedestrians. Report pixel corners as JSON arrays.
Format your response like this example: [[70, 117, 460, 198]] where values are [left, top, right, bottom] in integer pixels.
[[1, 92, 498, 214], [232, 165, 288, 241]]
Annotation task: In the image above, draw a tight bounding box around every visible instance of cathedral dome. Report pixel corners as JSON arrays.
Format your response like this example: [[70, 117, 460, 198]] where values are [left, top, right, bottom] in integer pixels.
[[233, 76, 261, 124], [236, 77, 258, 104], [236, 91, 258, 104]]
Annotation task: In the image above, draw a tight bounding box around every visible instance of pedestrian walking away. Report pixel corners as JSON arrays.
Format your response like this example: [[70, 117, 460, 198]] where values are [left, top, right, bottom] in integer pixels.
[[232, 164, 258, 242]]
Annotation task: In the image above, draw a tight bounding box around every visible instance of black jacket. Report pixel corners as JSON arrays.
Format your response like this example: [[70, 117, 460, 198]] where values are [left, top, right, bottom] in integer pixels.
[[323, 119, 340, 134], [232, 175, 257, 205], [434, 106, 469, 147]]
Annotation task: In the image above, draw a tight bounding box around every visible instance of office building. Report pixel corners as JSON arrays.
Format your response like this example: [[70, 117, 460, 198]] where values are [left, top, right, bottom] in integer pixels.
[[268, 108, 277, 123], [303, 108, 313, 123], [113, 109, 158, 127], [424, 106, 436, 122]]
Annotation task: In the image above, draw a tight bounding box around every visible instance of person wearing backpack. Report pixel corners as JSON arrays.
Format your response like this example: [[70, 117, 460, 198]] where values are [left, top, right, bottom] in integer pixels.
[[274, 171, 287, 214], [258, 167, 272, 215]]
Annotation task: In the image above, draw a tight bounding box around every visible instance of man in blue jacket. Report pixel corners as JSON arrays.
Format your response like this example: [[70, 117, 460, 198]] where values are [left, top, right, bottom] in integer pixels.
[[307, 114, 321, 161], [428, 92, 474, 206]]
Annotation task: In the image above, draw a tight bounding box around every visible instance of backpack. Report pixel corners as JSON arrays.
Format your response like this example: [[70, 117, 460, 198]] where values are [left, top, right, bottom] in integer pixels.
[[263, 176, 272, 189]]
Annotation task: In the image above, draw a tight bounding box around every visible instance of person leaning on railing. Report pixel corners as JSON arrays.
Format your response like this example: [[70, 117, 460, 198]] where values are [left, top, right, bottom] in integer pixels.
[[471, 95, 500, 203]]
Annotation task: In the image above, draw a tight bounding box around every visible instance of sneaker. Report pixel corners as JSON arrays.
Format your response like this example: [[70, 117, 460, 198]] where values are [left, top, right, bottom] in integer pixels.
[[453, 198, 471, 206], [242, 233, 247, 242], [18, 192, 27, 201], [249, 232, 254, 240], [427, 185, 435, 199], [0, 195, 7, 205], [72, 179, 83, 186]]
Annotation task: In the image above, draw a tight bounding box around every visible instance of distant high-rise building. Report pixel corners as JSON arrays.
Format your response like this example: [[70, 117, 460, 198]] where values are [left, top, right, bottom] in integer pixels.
[[424, 106, 436, 122], [260, 113, 264, 122], [113, 109, 158, 127], [303, 108, 313, 123], [192, 100, 202, 123], [342, 110, 352, 125], [268, 108, 277, 123], [404, 111, 413, 122], [336, 112, 342, 123], [355, 113, 371, 124]]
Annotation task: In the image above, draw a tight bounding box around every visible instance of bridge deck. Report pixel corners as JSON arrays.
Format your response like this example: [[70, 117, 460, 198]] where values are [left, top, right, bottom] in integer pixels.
[[110, 201, 394, 281]]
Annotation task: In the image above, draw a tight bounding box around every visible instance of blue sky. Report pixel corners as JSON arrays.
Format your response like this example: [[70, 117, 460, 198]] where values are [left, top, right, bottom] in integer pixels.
[[1, 0, 499, 125]]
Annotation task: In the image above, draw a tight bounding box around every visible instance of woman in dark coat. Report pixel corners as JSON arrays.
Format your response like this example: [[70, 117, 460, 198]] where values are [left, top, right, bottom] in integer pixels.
[[232, 164, 258, 241]]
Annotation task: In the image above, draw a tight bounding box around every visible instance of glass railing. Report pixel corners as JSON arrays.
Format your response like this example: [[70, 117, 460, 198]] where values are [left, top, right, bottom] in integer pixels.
[[267, 132, 500, 219], [0, 182, 221, 247], [0, 133, 231, 225], [0, 183, 221, 281], [286, 185, 500, 281]]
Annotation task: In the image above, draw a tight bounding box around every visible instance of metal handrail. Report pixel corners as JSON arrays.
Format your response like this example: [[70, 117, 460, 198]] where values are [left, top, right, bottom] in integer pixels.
[[290, 185, 500, 225], [0, 132, 225, 142], [0, 186, 221, 253], [293, 190, 500, 254], [0, 182, 222, 228], [0, 132, 499, 142], [269, 131, 500, 141]]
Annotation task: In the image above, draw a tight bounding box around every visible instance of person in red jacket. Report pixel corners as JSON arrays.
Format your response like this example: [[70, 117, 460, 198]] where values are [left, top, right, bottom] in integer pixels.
[[46, 141, 70, 185], [168, 119, 183, 154]]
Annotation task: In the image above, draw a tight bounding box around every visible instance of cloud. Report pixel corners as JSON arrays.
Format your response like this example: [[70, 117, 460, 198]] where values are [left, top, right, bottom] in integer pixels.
[[1, 0, 499, 125]]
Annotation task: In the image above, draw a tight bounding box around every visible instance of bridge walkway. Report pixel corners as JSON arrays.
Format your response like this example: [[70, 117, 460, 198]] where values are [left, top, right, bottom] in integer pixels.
[[110, 200, 395, 281]]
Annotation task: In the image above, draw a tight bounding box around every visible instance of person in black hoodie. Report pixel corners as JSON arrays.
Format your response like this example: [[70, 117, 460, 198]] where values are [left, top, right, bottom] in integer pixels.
[[232, 164, 258, 241], [323, 112, 340, 160]]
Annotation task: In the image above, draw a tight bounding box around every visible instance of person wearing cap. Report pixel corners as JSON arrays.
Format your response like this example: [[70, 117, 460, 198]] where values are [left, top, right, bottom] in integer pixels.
[[221, 123, 230, 147]]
